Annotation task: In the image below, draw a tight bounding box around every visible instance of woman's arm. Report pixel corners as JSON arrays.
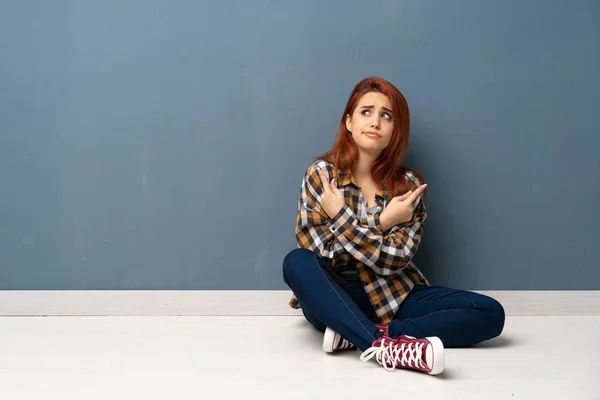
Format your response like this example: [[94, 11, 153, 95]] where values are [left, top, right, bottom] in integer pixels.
[[295, 163, 348, 259], [325, 196, 426, 276], [295, 163, 427, 275]]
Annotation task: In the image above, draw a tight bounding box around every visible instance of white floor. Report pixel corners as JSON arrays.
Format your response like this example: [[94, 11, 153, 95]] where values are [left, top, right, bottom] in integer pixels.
[[0, 316, 598, 400]]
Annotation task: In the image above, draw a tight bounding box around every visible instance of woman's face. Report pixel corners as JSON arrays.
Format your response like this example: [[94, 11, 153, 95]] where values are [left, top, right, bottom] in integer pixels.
[[345, 91, 394, 157]]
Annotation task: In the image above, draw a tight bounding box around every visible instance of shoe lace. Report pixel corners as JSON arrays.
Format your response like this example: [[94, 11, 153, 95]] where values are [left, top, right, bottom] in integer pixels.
[[359, 338, 425, 371]]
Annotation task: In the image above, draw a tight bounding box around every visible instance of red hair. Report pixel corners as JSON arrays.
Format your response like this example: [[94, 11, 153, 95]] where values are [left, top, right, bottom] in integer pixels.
[[317, 76, 425, 197]]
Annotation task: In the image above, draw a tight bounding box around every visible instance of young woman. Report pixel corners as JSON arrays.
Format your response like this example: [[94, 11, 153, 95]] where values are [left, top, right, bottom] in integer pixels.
[[282, 77, 505, 376]]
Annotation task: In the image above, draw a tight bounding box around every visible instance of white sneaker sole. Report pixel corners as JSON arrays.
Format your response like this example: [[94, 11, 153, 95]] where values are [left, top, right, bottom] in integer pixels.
[[425, 336, 445, 375], [323, 326, 338, 353]]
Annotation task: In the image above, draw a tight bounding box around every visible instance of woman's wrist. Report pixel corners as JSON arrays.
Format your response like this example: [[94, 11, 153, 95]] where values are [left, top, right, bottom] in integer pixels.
[[379, 213, 394, 232]]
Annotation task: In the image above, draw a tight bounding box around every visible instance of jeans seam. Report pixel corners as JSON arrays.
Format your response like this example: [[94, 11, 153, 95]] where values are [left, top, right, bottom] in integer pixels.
[[400, 308, 469, 324], [313, 253, 376, 342], [405, 297, 477, 308]]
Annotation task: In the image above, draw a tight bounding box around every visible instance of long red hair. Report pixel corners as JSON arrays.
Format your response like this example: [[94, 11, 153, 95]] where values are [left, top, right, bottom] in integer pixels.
[[317, 76, 425, 197]]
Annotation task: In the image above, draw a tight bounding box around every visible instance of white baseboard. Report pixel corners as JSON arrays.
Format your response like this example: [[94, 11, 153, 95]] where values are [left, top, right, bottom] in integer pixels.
[[0, 290, 599, 317]]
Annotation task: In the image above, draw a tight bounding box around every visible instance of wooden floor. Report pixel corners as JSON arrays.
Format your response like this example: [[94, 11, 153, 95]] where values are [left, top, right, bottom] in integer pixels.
[[0, 316, 598, 399]]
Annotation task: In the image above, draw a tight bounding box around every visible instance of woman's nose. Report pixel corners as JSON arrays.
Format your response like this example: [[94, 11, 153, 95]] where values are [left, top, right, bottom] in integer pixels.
[[370, 116, 380, 129]]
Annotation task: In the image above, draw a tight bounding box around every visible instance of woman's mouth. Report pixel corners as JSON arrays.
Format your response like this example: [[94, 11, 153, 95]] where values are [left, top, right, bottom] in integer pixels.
[[363, 131, 381, 138]]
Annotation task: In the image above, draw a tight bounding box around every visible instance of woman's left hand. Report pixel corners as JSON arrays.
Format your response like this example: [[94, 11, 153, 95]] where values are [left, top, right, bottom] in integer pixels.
[[317, 169, 345, 218]]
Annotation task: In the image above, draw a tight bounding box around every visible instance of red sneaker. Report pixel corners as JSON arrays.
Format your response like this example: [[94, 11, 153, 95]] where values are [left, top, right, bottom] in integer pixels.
[[374, 323, 388, 336], [323, 324, 389, 353], [359, 335, 444, 375]]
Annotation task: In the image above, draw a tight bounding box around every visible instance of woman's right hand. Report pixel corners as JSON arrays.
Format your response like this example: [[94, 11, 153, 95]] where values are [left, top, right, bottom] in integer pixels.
[[380, 184, 427, 231], [317, 169, 346, 218]]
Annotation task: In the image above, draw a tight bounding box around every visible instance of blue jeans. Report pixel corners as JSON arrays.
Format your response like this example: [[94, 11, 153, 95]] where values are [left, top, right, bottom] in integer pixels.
[[282, 248, 505, 351]]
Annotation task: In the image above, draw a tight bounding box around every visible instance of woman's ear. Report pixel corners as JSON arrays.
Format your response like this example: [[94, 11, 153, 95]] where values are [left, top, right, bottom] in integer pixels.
[[345, 114, 352, 132]]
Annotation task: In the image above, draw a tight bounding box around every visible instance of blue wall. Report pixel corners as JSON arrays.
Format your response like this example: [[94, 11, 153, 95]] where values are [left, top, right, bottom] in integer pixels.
[[1, 0, 598, 290]]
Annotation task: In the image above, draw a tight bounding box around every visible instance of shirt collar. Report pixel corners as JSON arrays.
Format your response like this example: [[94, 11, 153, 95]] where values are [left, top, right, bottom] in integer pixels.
[[338, 169, 389, 201]]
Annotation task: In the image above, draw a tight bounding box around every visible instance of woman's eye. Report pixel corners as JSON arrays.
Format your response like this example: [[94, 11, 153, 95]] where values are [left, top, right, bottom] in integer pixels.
[[361, 110, 370, 116], [382, 112, 391, 119]]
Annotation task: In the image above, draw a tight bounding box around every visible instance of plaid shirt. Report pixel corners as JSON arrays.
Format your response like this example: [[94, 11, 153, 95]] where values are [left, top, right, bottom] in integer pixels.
[[288, 160, 430, 324]]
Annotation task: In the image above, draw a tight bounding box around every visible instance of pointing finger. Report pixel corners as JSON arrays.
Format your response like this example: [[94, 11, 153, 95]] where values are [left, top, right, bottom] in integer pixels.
[[318, 169, 331, 193], [406, 184, 427, 204], [396, 190, 412, 201]]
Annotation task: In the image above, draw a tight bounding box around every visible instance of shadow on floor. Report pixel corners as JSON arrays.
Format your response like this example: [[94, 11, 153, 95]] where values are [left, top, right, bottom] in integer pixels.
[[469, 335, 516, 349]]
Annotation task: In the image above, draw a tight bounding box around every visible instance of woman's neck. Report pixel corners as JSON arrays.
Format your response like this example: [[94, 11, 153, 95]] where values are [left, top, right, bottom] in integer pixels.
[[352, 152, 377, 182]]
